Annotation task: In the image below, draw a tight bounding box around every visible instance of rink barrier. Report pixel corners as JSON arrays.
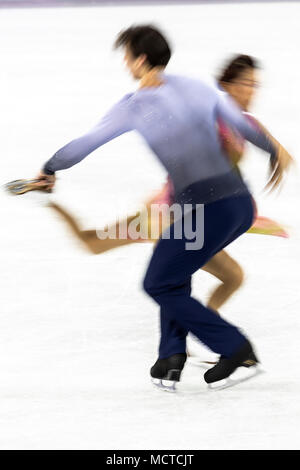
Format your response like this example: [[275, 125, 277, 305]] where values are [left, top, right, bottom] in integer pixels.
[[1, 0, 300, 9]]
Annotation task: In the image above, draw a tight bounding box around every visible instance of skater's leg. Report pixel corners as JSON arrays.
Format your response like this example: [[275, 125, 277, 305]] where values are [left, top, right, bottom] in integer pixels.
[[247, 215, 289, 238], [144, 195, 254, 358], [50, 202, 149, 254], [158, 279, 190, 359], [202, 250, 244, 312]]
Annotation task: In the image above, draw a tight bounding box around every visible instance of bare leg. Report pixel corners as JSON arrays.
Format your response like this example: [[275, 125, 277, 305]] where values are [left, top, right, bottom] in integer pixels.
[[202, 250, 244, 313], [50, 204, 243, 308], [49, 202, 147, 254], [50, 205, 244, 306]]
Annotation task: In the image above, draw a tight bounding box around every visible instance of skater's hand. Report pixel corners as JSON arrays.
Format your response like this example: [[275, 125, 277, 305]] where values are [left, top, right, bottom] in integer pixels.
[[36, 171, 56, 192], [265, 145, 294, 193], [36, 172, 56, 191]]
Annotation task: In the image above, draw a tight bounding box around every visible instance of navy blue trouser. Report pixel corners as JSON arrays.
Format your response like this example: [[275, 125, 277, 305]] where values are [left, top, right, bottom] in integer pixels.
[[143, 194, 255, 359]]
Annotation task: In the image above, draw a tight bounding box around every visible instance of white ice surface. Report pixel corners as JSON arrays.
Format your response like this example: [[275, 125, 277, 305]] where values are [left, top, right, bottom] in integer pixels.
[[0, 1, 300, 450]]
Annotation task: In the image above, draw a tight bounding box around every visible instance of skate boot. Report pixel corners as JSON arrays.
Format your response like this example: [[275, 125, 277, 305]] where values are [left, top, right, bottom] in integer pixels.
[[241, 350, 259, 368], [221, 349, 259, 368], [151, 353, 187, 392], [204, 340, 262, 390], [187, 349, 259, 369]]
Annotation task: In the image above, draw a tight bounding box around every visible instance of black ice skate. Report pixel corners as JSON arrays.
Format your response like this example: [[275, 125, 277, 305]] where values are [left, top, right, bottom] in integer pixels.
[[241, 350, 259, 368], [151, 353, 187, 392], [187, 349, 259, 369], [204, 340, 263, 390]]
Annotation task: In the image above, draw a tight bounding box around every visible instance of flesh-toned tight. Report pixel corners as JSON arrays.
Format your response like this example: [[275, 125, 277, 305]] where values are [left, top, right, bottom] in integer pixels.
[[50, 202, 244, 313]]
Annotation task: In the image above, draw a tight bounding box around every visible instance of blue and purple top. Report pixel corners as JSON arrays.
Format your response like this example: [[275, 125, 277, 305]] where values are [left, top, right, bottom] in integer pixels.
[[43, 74, 275, 204]]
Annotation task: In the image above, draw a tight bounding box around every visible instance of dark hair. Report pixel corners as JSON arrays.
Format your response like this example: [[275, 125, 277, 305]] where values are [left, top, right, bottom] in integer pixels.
[[218, 54, 259, 84], [114, 25, 171, 68]]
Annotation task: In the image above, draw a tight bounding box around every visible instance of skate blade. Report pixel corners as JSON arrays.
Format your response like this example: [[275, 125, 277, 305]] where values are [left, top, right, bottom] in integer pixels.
[[151, 378, 177, 393], [208, 366, 265, 391], [4, 179, 48, 195]]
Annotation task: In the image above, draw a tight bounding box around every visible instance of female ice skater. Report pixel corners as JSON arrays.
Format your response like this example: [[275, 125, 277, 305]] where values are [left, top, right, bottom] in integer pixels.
[[48, 54, 288, 319], [37, 26, 291, 389]]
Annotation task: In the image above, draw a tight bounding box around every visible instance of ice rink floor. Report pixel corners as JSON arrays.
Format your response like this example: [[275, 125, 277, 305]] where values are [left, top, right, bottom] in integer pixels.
[[0, 1, 300, 450]]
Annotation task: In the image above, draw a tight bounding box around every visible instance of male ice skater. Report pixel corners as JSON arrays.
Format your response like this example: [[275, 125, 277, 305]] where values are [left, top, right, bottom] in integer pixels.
[[38, 25, 291, 389]]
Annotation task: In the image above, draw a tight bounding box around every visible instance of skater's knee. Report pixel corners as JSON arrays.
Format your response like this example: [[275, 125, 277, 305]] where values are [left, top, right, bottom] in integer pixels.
[[143, 274, 190, 301], [143, 271, 171, 299], [228, 264, 244, 289], [143, 274, 159, 298]]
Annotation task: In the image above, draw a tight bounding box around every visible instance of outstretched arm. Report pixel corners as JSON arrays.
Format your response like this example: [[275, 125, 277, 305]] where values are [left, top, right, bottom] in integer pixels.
[[38, 95, 133, 187]]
